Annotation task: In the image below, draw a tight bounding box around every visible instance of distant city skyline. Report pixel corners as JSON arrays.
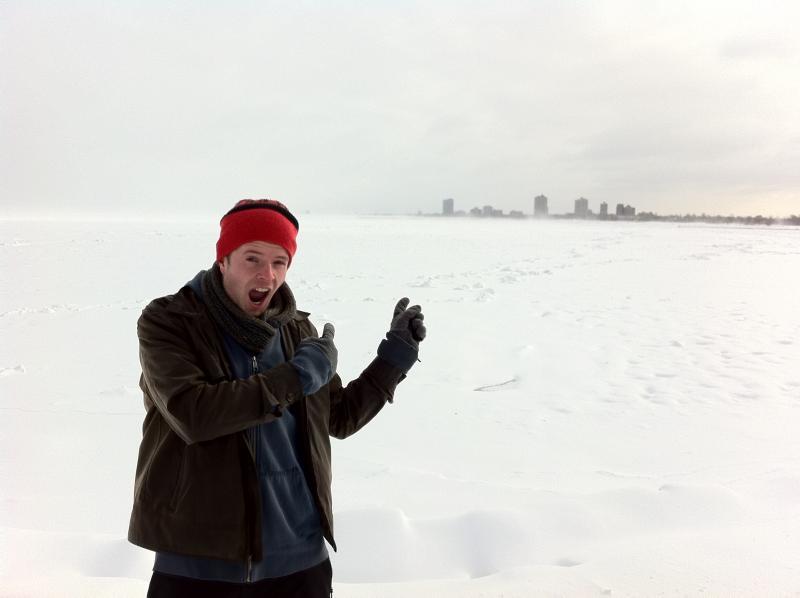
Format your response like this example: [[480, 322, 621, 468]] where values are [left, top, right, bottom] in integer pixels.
[[3, 1, 799, 218], [440, 195, 638, 218], [437, 196, 798, 223]]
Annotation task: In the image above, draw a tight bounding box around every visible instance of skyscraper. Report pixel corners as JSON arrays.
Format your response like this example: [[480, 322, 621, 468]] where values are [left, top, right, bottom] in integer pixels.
[[574, 197, 589, 218], [534, 194, 549, 218], [442, 198, 454, 215]]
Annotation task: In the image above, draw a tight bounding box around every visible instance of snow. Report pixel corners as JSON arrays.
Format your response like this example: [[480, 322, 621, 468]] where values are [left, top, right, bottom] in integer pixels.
[[1, 215, 799, 596]]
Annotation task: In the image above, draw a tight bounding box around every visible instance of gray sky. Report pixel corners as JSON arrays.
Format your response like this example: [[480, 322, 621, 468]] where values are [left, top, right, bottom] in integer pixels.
[[3, 0, 799, 218]]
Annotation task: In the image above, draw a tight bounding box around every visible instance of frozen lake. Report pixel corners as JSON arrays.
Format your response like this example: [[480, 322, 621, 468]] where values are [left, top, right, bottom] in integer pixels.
[[2, 215, 799, 596]]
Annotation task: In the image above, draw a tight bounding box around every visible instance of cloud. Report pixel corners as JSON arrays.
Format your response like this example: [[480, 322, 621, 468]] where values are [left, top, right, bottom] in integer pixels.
[[2, 0, 799, 217]]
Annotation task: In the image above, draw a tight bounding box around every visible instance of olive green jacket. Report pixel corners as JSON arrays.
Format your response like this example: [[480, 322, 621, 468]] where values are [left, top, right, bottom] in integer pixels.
[[128, 286, 405, 561]]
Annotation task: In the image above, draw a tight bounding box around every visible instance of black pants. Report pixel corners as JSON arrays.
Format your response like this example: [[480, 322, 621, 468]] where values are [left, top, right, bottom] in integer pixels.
[[147, 558, 332, 598]]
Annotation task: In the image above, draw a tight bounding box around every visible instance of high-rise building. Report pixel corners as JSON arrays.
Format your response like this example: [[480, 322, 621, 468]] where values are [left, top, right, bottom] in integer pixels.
[[442, 198, 454, 215], [534, 194, 549, 218], [616, 203, 625, 217], [600, 202, 608, 217], [574, 197, 589, 218]]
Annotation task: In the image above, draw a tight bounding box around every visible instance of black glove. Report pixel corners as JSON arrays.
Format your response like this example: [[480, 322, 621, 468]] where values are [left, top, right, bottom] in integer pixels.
[[290, 323, 338, 396], [377, 298, 426, 372]]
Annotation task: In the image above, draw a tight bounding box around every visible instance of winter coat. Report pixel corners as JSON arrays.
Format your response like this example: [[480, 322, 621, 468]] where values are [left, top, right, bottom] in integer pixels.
[[128, 285, 406, 562]]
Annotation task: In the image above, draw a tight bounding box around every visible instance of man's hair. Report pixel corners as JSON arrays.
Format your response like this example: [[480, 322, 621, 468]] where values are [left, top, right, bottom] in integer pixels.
[[222, 200, 299, 230]]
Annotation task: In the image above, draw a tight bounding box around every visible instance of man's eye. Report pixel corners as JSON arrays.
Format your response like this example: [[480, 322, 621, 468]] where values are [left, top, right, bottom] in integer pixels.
[[247, 257, 259, 263]]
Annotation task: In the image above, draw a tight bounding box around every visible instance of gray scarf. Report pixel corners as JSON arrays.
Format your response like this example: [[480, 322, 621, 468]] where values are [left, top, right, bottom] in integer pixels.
[[201, 262, 297, 354]]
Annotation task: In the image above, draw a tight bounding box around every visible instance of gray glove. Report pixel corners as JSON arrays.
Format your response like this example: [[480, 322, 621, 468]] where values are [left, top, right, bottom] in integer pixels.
[[389, 297, 426, 349], [377, 298, 426, 372], [290, 323, 338, 396]]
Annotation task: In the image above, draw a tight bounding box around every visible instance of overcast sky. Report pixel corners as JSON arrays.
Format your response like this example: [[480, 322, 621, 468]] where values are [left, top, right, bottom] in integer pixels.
[[3, 0, 799, 218]]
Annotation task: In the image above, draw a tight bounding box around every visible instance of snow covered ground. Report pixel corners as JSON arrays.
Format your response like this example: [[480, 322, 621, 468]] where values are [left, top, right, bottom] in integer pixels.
[[2, 215, 799, 597]]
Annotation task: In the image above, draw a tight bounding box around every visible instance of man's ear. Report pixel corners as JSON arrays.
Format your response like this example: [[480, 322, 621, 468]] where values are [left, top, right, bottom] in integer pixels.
[[218, 257, 228, 274]]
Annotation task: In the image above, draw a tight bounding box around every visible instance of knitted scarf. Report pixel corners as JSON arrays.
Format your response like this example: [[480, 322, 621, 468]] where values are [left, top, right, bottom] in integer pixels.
[[201, 262, 297, 354]]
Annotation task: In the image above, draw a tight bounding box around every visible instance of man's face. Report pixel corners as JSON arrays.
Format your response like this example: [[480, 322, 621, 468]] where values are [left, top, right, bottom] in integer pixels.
[[219, 241, 290, 317]]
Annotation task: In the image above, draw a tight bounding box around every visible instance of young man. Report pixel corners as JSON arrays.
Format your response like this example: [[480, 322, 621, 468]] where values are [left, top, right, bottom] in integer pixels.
[[128, 200, 426, 597]]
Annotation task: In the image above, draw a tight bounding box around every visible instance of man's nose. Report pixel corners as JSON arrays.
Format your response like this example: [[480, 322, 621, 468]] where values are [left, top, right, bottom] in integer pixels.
[[257, 264, 275, 280]]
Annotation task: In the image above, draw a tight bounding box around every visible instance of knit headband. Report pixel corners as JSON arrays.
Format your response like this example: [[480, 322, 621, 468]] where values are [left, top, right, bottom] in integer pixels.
[[216, 199, 299, 263]]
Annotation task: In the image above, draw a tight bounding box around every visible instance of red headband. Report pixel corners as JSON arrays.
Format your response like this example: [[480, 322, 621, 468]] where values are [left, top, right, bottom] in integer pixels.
[[216, 199, 299, 262]]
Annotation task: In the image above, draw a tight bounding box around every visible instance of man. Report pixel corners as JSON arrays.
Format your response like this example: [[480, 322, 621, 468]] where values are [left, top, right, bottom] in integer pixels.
[[128, 199, 426, 597]]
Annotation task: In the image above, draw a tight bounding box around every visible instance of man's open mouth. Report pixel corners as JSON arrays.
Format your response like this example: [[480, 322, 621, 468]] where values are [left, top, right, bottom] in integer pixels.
[[248, 288, 270, 305]]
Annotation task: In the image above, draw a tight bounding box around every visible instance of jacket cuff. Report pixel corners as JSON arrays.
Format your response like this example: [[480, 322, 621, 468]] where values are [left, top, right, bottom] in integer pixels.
[[376, 332, 419, 373], [262, 361, 305, 415], [362, 355, 409, 403]]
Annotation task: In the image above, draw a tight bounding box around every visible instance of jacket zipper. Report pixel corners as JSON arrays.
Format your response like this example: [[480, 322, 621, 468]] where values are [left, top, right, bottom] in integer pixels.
[[246, 354, 259, 583]]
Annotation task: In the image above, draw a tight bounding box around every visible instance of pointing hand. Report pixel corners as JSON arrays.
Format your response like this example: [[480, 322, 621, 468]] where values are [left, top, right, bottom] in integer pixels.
[[291, 322, 338, 396], [389, 297, 426, 349]]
